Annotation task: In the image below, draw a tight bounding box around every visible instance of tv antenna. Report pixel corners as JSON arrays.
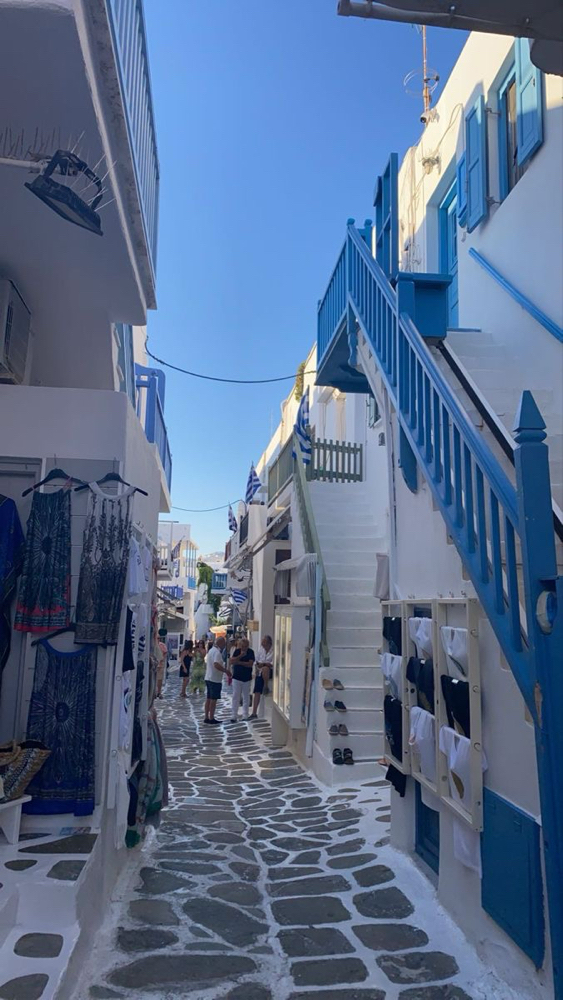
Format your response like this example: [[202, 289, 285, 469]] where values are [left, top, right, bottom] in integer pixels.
[[404, 25, 439, 123]]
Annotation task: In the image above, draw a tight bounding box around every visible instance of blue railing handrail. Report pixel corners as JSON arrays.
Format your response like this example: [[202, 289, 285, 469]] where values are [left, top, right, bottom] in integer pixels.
[[106, 0, 160, 272], [469, 247, 563, 344], [348, 228, 520, 527], [317, 238, 346, 314]]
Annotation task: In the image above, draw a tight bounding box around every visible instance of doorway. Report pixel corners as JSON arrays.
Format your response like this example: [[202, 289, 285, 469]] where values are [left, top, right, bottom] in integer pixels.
[[415, 783, 440, 874], [439, 181, 459, 328]]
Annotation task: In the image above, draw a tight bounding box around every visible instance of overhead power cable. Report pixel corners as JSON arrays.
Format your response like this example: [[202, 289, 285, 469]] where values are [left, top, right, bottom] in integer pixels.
[[145, 347, 316, 385], [171, 501, 242, 513]]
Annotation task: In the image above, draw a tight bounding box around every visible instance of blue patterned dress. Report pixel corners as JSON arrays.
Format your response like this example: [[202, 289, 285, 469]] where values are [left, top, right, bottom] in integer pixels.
[[24, 639, 97, 815]]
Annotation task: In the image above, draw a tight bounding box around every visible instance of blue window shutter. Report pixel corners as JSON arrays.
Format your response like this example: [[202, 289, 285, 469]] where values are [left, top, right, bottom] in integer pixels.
[[481, 789, 545, 967], [515, 38, 543, 166], [456, 152, 467, 227], [465, 95, 488, 232]]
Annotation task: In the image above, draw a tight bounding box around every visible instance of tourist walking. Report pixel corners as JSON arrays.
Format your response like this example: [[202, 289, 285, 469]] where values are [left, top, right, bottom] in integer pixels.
[[179, 640, 193, 698], [204, 636, 228, 724], [189, 640, 206, 695], [229, 637, 255, 723], [249, 634, 273, 719]]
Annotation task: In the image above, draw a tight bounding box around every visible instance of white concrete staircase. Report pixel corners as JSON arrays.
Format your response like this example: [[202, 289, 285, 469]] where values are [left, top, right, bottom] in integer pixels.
[[308, 481, 386, 785], [438, 330, 563, 513]]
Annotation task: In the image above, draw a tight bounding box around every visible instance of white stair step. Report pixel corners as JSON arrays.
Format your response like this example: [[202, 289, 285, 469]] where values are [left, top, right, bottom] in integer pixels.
[[328, 609, 381, 629], [326, 567, 375, 582], [320, 539, 385, 555], [328, 626, 381, 647], [323, 691, 383, 714], [328, 732, 385, 758], [325, 549, 377, 566], [329, 594, 379, 612], [330, 647, 379, 667]]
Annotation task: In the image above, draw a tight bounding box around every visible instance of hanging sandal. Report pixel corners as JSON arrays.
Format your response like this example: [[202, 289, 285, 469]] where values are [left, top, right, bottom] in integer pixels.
[[332, 748, 344, 766], [343, 748, 355, 766]]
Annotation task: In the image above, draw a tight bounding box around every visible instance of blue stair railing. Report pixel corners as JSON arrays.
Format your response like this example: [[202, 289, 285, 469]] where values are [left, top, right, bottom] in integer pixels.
[[318, 220, 563, 997]]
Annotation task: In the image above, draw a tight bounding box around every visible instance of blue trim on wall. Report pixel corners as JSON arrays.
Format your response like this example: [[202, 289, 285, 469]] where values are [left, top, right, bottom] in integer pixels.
[[469, 248, 563, 344]]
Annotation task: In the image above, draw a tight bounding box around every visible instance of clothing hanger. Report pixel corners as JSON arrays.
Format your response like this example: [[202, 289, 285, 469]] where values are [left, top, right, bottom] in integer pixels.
[[22, 468, 86, 497], [31, 623, 76, 646], [74, 471, 148, 497]]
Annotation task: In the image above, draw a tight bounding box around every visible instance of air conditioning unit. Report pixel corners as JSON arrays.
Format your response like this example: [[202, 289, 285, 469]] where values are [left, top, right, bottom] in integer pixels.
[[0, 279, 31, 384]]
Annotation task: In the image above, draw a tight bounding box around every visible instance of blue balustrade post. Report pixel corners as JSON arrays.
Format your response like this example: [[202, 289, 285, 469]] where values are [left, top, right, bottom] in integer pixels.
[[346, 219, 359, 368], [144, 373, 157, 445], [513, 390, 563, 1000], [396, 278, 418, 493]]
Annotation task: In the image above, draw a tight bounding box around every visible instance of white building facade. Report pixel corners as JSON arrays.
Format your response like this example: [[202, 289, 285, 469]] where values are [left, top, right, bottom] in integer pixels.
[[0, 1, 172, 996]]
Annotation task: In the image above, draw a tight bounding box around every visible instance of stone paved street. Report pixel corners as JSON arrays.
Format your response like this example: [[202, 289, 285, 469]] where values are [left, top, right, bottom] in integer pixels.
[[77, 680, 504, 1000]]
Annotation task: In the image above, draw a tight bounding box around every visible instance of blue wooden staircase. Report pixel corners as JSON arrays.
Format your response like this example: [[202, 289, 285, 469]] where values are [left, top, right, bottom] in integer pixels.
[[316, 219, 563, 997]]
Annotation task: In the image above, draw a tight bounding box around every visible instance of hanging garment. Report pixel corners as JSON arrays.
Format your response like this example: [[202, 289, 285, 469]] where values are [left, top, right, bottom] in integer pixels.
[[406, 656, 435, 715], [409, 706, 437, 783], [122, 606, 135, 673], [381, 652, 403, 701], [0, 496, 24, 681], [75, 484, 134, 645], [15, 490, 71, 633], [386, 763, 407, 797], [24, 640, 97, 816], [441, 675, 471, 738], [408, 616, 433, 657], [373, 553, 389, 600], [440, 626, 469, 679], [128, 536, 146, 597], [383, 616, 402, 656], [384, 694, 403, 762], [439, 725, 488, 876]]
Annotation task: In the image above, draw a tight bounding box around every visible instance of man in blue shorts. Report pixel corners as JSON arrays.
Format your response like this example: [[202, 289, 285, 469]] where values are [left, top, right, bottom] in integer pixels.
[[204, 636, 228, 724]]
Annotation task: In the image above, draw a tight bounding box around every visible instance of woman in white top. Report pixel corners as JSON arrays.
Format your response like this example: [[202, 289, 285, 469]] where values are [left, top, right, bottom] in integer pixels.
[[249, 635, 273, 720]]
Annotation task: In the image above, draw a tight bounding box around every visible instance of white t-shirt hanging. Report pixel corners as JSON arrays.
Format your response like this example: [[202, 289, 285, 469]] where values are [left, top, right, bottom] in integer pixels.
[[381, 652, 403, 702], [408, 616, 433, 658], [409, 706, 436, 784], [439, 725, 488, 876], [440, 626, 468, 679], [128, 537, 145, 597]]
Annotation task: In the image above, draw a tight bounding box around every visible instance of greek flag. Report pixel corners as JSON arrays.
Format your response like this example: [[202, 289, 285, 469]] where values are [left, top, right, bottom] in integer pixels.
[[245, 464, 262, 504], [228, 505, 237, 532], [217, 601, 232, 622], [292, 387, 312, 465], [231, 588, 248, 605]]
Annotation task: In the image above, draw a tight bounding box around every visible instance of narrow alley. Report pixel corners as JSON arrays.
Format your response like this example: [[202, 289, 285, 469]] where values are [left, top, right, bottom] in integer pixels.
[[79, 678, 503, 1000]]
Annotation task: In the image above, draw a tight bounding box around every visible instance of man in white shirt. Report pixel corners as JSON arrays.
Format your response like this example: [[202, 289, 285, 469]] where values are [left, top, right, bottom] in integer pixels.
[[249, 635, 273, 720], [204, 637, 228, 725]]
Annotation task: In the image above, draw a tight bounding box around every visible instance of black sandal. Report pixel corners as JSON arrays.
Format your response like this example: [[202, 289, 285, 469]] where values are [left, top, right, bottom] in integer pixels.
[[343, 748, 355, 766], [332, 748, 344, 766]]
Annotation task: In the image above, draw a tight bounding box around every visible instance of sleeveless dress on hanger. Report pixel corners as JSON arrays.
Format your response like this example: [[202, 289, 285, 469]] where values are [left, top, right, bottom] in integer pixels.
[[75, 483, 134, 645], [15, 489, 71, 633]]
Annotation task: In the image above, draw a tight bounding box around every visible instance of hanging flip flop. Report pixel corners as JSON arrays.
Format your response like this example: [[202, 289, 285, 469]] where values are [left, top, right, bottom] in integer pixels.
[[343, 748, 355, 766], [332, 748, 344, 766]]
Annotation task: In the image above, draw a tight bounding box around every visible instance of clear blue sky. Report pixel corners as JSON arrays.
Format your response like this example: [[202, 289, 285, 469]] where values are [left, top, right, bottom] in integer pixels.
[[144, 0, 466, 554]]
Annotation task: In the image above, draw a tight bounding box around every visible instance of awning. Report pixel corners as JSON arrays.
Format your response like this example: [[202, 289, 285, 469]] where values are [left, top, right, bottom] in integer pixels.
[[274, 553, 316, 599]]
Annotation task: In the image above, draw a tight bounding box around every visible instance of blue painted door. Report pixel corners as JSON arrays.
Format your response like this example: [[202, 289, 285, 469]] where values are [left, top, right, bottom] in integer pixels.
[[439, 183, 459, 328], [415, 783, 440, 873]]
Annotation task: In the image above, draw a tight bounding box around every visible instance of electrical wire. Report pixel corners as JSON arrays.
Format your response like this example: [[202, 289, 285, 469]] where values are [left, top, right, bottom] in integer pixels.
[[171, 501, 242, 513], [145, 347, 316, 385]]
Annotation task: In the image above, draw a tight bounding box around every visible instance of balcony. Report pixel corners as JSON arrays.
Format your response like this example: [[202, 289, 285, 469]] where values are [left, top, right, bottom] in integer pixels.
[[212, 572, 228, 592], [162, 584, 184, 600], [136, 365, 172, 493], [267, 435, 364, 502], [106, 0, 159, 276], [239, 513, 249, 546], [268, 436, 294, 504]]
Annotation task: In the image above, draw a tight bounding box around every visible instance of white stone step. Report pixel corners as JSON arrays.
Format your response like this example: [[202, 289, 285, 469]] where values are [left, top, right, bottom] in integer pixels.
[[330, 646, 379, 667], [317, 527, 381, 542], [320, 537, 385, 554], [327, 609, 381, 629], [329, 593, 380, 612], [325, 549, 377, 567], [326, 565, 375, 582], [328, 732, 385, 759], [316, 516, 378, 528], [322, 687, 383, 711], [328, 626, 381, 647], [323, 706, 382, 731]]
